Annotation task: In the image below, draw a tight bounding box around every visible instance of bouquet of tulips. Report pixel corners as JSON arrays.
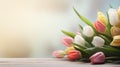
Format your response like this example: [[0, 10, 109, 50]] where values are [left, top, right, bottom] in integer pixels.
[[53, 6, 120, 64]]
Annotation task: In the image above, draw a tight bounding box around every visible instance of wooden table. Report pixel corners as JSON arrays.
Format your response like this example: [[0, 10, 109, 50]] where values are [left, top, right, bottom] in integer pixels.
[[0, 58, 119, 67]]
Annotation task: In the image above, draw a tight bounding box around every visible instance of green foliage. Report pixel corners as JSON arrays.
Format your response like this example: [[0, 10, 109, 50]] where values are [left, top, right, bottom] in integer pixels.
[[61, 30, 76, 38]]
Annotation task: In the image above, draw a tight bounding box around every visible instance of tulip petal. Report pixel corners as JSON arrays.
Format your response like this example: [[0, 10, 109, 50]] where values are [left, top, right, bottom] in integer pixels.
[[67, 50, 81, 60], [65, 47, 75, 54], [94, 20, 106, 33], [62, 36, 73, 47], [92, 36, 105, 47], [111, 26, 120, 36], [74, 35, 85, 46], [108, 9, 120, 26], [90, 52, 105, 64], [110, 35, 120, 46], [117, 7, 120, 19], [53, 50, 65, 58], [97, 11, 107, 25], [83, 26, 94, 37]]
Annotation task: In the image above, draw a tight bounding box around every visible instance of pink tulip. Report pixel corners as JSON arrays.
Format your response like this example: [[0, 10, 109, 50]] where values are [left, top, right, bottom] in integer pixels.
[[67, 50, 81, 61], [62, 36, 73, 47], [94, 20, 106, 33], [89, 52, 105, 64], [52, 50, 65, 58]]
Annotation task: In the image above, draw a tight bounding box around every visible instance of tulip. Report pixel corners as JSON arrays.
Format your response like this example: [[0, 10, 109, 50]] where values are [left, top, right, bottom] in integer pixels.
[[62, 36, 73, 47], [110, 35, 120, 46], [94, 20, 106, 33], [90, 52, 105, 64], [83, 26, 94, 37], [108, 8, 120, 26], [52, 50, 65, 58], [117, 7, 120, 19], [74, 35, 85, 46], [97, 11, 107, 25], [111, 26, 120, 36], [92, 36, 105, 47], [65, 46, 75, 54], [67, 50, 81, 61]]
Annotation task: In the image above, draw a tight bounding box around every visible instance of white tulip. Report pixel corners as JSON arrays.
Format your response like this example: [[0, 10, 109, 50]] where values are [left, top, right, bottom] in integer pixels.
[[108, 8, 120, 26], [92, 36, 105, 47], [74, 35, 85, 46], [83, 26, 94, 37]]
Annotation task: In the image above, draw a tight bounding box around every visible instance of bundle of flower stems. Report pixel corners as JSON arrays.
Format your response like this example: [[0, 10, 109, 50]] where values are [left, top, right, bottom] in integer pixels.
[[53, 6, 120, 64]]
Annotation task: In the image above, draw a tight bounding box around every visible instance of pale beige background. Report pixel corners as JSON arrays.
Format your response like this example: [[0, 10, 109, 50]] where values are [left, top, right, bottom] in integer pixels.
[[0, 0, 119, 58]]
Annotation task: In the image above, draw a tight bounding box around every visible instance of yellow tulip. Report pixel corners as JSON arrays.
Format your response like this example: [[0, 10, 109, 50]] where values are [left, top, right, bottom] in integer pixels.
[[118, 7, 120, 19], [110, 35, 120, 46], [111, 26, 120, 36], [65, 46, 75, 54], [97, 11, 107, 25]]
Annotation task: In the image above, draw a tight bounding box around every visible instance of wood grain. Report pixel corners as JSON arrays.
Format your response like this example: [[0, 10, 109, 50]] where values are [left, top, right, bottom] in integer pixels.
[[0, 58, 119, 67]]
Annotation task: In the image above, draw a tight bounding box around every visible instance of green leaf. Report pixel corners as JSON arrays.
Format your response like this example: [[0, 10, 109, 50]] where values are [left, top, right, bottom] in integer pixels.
[[61, 30, 76, 38], [85, 46, 120, 57], [85, 41, 93, 48], [98, 35, 111, 45], [73, 8, 93, 27], [110, 61, 120, 64], [73, 43, 87, 49], [102, 46, 120, 56], [78, 24, 83, 33], [78, 58, 90, 62], [106, 57, 120, 64], [106, 57, 120, 61], [84, 47, 102, 56], [79, 24, 83, 30], [106, 11, 112, 34], [82, 34, 94, 46]]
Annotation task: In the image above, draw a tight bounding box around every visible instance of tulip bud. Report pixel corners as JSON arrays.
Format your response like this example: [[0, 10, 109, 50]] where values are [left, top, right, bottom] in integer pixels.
[[83, 26, 94, 37], [65, 46, 75, 54], [74, 35, 85, 46], [97, 11, 107, 25], [94, 20, 106, 33], [110, 35, 120, 46], [67, 50, 81, 61], [52, 50, 65, 58], [108, 8, 120, 26], [62, 36, 73, 47], [111, 26, 120, 36], [92, 36, 105, 47], [90, 52, 105, 64]]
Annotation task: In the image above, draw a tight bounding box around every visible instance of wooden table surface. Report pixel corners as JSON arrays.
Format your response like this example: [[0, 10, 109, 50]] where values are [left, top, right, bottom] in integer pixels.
[[0, 58, 119, 67]]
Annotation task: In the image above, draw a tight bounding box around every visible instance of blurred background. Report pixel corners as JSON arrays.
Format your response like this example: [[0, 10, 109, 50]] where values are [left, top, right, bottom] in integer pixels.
[[0, 0, 119, 58]]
